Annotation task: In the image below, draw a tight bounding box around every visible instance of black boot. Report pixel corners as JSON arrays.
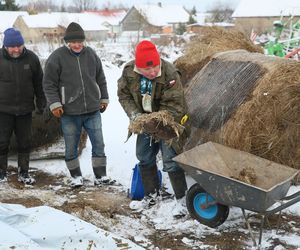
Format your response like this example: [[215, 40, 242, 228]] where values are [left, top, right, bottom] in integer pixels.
[[18, 153, 35, 184], [92, 156, 115, 185], [129, 164, 160, 210], [139, 164, 160, 196], [168, 170, 187, 199], [66, 158, 83, 187], [0, 155, 8, 182], [18, 153, 30, 173]]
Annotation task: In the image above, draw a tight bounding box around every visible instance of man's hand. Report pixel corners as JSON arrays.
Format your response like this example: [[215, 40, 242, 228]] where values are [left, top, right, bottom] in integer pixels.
[[100, 103, 108, 113], [51, 107, 64, 118]]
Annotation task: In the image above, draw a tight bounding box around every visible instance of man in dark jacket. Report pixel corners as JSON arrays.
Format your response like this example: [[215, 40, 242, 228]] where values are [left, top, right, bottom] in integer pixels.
[[0, 28, 46, 184], [43, 22, 112, 187], [118, 40, 188, 216]]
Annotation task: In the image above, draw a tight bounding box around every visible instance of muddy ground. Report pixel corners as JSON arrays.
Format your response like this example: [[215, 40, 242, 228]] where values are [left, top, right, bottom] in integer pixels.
[[1, 166, 300, 250]]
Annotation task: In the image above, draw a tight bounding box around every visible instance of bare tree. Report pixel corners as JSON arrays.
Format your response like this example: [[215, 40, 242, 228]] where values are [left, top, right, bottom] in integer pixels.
[[73, 0, 97, 12], [25, 0, 59, 12], [207, 3, 234, 23]]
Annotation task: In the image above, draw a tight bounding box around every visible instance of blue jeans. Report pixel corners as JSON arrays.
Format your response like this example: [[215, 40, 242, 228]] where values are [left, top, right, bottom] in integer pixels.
[[136, 133, 181, 172], [61, 111, 105, 161]]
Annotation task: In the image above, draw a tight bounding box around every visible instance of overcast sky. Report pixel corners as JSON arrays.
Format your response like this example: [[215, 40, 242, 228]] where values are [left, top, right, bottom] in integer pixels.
[[15, 0, 241, 12]]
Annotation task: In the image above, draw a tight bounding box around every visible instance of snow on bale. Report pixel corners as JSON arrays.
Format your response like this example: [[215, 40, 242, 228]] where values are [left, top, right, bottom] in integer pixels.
[[175, 27, 264, 86], [183, 49, 300, 172]]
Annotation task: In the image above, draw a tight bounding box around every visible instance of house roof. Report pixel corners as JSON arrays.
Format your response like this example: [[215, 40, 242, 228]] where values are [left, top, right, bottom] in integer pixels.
[[0, 11, 28, 33], [232, 0, 300, 17], [132, 4, 189, 26], [21, 12, 108, 31], [84, 10, 126, 25]]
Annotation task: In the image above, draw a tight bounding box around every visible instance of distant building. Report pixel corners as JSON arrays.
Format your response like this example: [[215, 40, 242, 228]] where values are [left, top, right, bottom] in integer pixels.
[[0, 11, 28, 46], [84, 9, 126, 39], [232, 0, 300, 35], [14, 12, 109, 44], [120, 3, 189, 36], [0, 11, 28, 33]]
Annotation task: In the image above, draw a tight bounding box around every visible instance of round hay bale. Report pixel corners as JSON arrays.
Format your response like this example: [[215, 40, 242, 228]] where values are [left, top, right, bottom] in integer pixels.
[[175, 27, 264, 85], [184, 50, 300, 171]]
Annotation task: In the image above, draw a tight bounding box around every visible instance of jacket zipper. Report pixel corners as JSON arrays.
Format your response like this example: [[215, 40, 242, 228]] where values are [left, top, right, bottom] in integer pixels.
[[76, 57, 87, 112]]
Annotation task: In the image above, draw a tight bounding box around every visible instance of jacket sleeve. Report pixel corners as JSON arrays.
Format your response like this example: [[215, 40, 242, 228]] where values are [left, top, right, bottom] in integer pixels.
[[42, 54, 62, 110], [95, 54, 109, 103], [32, 53, 46, 111], [159, 70, 186, 122], [117, 68, 141, 119]]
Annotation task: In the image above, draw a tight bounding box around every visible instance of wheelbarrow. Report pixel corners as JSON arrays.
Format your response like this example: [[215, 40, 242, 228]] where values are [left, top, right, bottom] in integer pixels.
[[173, 141, 300, 248]]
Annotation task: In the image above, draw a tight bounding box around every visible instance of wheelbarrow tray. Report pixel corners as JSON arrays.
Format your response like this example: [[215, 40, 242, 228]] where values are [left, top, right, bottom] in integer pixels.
[[173, 142, 299, 213]]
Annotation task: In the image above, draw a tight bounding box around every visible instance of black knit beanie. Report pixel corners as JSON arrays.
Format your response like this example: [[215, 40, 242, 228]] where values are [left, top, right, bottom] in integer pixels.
[[64, 22, 85, 42]]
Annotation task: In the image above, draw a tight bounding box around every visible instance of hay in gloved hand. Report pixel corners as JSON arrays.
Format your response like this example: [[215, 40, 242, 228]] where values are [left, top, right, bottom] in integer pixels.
[[129, 110, 185, 140]]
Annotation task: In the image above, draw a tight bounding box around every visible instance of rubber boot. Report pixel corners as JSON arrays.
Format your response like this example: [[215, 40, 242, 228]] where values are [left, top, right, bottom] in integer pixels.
[[66, 158, 82, 177], [18, 153, 35, 184], [92, 156, 106, 178], [139, 164, 160, 196], [168, 170, 187, 199], [168, 170, 188, 217], [0, 154, 8, 181], [18, 153, 30, 174], [129, 164, 160, 210], [92, 156, 115, 185], [66, 158, 83, 187]]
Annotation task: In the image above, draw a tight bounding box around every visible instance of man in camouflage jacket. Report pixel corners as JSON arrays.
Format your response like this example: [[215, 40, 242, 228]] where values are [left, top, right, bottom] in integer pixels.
[[118, 40, 188, 216]]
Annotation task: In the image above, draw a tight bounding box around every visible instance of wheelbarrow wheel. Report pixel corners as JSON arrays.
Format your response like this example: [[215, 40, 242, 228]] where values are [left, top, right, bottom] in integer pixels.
[[186, 183, 229, 228]]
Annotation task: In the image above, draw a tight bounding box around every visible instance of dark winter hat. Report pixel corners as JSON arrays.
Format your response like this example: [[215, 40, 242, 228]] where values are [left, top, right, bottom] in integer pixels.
[[64, 22, 85, 42], [135, 40, 160, 68], [3, 28, 24, 47]]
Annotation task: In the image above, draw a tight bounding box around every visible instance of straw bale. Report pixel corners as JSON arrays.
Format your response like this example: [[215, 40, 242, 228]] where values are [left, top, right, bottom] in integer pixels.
[[184, 50, 300, 170], [175, 27, 264, 85]]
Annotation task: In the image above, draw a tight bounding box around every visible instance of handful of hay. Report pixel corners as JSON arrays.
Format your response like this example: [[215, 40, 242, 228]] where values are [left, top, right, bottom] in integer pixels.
[[129, 111, 185, 140]]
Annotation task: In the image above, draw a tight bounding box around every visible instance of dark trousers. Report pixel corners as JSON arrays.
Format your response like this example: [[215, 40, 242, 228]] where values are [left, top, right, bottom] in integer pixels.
[[0, 112, 32, 156], [136, 133, 182, 172]]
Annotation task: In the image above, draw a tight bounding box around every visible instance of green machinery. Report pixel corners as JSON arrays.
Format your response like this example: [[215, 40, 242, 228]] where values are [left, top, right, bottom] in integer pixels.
[[265, 17, 300, 59]]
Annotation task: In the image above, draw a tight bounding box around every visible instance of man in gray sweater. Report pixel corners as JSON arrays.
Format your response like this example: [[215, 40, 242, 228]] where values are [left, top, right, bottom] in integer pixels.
[[43, 22, 112, 187]]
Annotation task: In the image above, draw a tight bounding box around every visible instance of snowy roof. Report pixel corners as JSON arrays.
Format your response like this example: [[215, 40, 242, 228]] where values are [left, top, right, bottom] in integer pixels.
[[21, 12, 108, 31], [133, 4, 189, 26], [84, 10, 126, 25], [0, 11, 28, 33], [232, 0, 300, 17]]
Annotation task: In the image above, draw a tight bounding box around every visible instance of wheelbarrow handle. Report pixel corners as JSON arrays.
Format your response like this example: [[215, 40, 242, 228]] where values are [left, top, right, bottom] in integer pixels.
[[281, 190, 300, 200], [266, 191, 300, 215]]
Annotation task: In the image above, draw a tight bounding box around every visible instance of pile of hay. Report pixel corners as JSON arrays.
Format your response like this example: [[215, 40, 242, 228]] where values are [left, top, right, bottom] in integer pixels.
[[129, 111, 184, 141], [175, 27, 264, 85], [184, 50, 300, 171]]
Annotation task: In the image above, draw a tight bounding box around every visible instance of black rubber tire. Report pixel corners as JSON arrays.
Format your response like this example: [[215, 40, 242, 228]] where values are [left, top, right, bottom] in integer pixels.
[[186, 183, 229, 228]]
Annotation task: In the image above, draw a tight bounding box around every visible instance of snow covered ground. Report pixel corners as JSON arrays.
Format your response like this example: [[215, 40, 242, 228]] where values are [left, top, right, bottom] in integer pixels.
[[1, 40, 300, 249]]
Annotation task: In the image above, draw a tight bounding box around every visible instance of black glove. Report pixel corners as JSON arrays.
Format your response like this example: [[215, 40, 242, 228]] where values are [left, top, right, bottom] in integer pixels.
[[100, 103, 108, 113]]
